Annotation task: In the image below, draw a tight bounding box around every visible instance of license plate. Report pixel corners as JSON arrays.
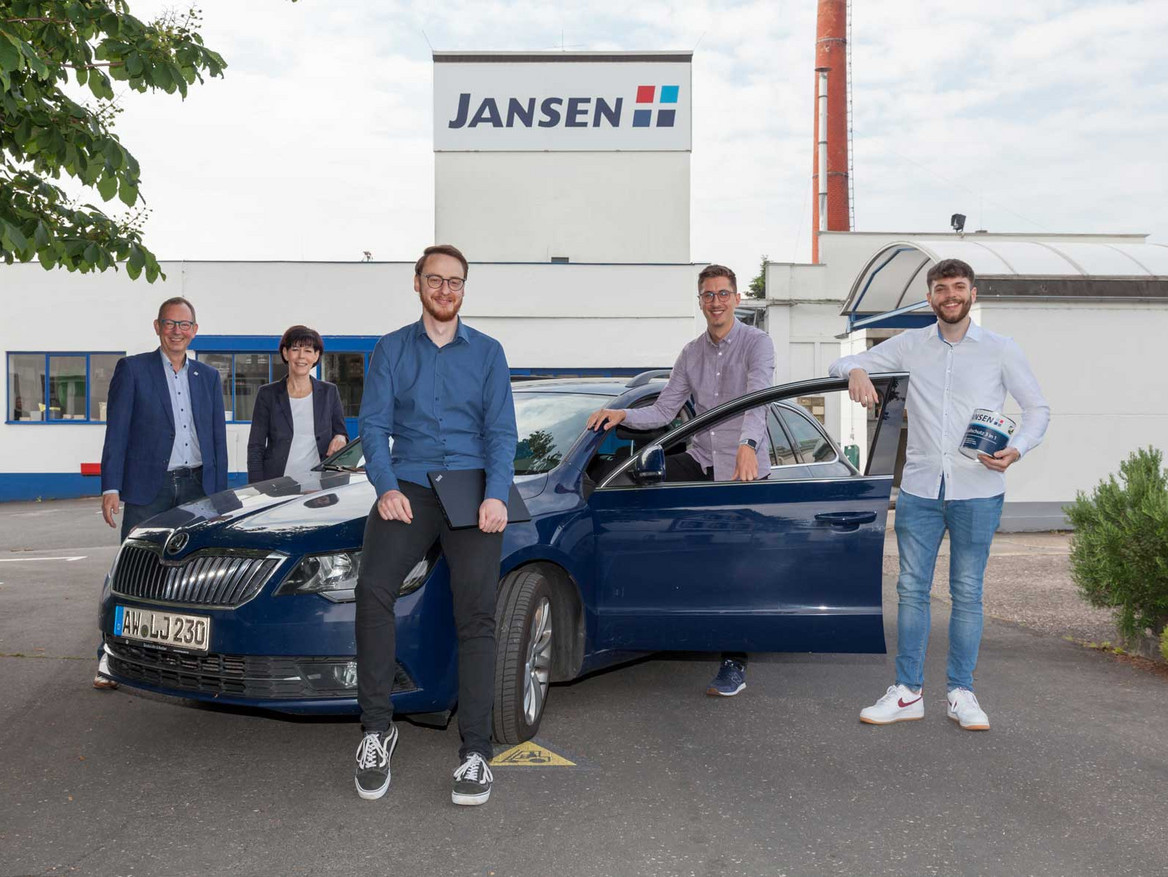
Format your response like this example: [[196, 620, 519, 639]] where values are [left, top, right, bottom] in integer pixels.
[[114, 605, 210, 653]]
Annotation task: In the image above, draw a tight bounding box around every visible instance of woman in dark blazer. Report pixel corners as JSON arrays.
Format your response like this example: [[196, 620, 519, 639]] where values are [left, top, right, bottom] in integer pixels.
[[246, 325, 349, 483]]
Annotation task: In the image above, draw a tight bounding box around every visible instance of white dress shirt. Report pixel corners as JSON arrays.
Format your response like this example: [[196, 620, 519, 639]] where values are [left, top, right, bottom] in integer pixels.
[[828, 322, 1050, 501]]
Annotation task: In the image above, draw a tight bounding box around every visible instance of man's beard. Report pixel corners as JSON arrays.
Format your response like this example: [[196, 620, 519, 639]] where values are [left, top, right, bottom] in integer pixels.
[[933, 297, 972, 324], [420, 290, 462, 323]]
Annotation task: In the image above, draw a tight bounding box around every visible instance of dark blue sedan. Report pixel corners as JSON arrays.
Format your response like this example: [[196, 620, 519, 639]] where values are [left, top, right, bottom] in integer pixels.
[[98, 371, 907, 743]]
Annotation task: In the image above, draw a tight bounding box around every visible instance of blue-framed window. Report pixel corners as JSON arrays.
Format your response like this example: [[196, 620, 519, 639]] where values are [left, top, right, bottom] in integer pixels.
[[192, 351, 291, 423], [6, 352, 124, 424], [192, 336, 379, 423]]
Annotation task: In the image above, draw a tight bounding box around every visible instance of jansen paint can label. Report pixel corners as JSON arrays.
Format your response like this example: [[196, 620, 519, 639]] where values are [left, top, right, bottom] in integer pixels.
[[960, 409, 1016, 460]]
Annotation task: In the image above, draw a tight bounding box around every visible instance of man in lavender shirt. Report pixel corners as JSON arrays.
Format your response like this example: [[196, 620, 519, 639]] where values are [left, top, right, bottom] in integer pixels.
[[585, 263, 775, 697]]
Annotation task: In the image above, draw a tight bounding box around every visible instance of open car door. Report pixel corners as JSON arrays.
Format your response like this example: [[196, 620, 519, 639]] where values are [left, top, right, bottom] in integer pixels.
[[588, 373, 907, 654]]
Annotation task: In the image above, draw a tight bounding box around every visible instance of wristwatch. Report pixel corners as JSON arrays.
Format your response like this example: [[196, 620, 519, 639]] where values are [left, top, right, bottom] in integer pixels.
[[739, 438, 758, 450]]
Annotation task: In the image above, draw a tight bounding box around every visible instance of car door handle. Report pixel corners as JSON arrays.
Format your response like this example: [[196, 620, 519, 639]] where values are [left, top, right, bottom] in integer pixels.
[[815, 511, 877, 527]]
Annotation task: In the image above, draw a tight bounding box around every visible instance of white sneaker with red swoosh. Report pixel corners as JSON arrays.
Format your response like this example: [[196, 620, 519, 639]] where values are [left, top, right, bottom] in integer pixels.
[[947, 688, 990, 731], [860, 684, 924, 725]]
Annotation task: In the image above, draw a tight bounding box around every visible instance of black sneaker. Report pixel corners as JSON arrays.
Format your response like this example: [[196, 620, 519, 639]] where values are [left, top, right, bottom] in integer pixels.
[[451, 752, 493, 806], [354, 725, 397, 801]]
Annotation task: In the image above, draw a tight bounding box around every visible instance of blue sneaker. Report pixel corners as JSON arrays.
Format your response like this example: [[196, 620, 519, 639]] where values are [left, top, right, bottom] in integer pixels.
[[706, 658, 746, 696]]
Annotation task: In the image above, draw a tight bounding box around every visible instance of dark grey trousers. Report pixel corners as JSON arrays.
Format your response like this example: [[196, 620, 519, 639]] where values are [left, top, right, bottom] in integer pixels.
[[355, 480, 502, 760], [121, 467, 205, 541]]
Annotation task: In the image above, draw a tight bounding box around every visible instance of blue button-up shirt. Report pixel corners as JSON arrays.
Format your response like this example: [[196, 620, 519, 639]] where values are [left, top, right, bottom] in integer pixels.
[[359, 319, 517, 502], [161, 349, 202, 470]]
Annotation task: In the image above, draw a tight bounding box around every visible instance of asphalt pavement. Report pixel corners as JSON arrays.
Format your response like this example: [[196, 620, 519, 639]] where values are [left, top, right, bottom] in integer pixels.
[[1, 499, 1166, 877]]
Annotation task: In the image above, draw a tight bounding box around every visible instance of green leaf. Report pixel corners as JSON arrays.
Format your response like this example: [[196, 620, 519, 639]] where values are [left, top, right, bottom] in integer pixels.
[[83, 242, 99, 265], [96, 174, 118, 201], [0, 33, 22, 74], [34, 222, 50, 248], [127, 245, 145, 270], [103, 140, 123, 170], [2, 220, 30, 255], [125, 258, 142, 280], [117, 180, 138, 207]]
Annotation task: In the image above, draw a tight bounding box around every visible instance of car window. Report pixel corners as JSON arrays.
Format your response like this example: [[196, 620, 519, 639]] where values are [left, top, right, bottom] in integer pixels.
[[513, 393, 614, 475], [780, 407, 837, 464], [767, 408, 799, 467], [586, 389, 688, 484], [614, 399, 774, 486], [325, 392, 614, 476]]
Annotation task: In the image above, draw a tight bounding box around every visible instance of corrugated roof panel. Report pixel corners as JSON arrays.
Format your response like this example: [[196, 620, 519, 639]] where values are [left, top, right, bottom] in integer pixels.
[[1107, 243, 1168, 276], [1039, 242, 1149, 276], [965, 241, 1083, 276], [906, 241, 1014, 276]]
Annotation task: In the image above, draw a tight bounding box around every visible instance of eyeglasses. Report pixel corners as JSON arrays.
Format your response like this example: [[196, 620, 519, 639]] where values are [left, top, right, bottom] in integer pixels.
[[159, 319, 195, 332], [422, 273, 465, 292], [698, 290, 735, 303]]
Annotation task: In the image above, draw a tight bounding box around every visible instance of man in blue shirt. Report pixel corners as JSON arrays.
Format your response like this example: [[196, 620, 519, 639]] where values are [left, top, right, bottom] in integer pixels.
[[353, 244, 517, 806]]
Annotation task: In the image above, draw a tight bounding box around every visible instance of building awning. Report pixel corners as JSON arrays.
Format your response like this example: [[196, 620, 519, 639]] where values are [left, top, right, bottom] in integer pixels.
[[841, 239, 1168, 333]]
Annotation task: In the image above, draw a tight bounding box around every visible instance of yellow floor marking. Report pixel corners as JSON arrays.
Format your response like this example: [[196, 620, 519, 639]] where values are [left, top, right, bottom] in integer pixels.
[[490, 740, 576, 767]]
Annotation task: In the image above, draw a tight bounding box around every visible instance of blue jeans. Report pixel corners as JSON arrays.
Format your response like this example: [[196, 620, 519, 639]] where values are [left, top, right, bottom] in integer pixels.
[[893, 482, 1004, 693]]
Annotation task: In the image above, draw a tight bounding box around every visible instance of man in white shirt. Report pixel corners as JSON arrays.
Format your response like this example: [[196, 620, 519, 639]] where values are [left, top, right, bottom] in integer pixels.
[[828, 258, 1049, 731]]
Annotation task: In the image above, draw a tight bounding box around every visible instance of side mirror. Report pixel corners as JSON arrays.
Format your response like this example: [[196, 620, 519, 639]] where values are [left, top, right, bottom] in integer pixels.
[[632, 446, 666, 485]]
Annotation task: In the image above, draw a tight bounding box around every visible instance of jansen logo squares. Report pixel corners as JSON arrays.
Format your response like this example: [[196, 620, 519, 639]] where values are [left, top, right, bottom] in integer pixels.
[[447, 84, 682, 130]]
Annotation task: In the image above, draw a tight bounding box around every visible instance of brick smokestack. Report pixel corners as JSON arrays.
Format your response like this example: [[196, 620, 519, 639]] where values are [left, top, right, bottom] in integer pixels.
[[811, 0, 850, 263]]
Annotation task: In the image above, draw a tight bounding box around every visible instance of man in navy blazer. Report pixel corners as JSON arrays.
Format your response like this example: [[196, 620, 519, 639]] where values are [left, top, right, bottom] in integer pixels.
[[95, 297, 228, 689], [99, 296, 228, 539]]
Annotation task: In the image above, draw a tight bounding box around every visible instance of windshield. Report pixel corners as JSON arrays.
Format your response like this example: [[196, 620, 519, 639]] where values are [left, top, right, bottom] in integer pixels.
[[322, 392, 614, 476]]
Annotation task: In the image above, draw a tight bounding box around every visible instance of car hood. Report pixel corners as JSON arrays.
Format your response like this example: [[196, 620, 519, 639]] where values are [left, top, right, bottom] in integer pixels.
[[130, 470, 550, 544]]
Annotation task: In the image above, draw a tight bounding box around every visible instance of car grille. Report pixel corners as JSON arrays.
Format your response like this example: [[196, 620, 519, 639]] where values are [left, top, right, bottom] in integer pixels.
[[104, 639, 416, 699], [111, 544, 282, 608]]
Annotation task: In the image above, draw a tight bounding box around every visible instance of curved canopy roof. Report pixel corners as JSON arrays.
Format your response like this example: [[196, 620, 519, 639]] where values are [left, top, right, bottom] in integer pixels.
[[842, 239, 1168, 332]]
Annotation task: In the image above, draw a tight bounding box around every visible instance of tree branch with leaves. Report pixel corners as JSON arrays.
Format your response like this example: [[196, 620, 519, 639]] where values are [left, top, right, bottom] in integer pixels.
[[0, 1, 225, 281]]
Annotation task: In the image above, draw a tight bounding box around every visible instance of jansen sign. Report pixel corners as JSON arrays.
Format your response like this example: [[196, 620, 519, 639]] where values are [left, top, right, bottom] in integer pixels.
[[434, 59, 692, 152]]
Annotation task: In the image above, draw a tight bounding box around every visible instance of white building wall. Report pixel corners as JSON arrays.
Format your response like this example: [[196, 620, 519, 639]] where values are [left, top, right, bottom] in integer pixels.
[[978, 300, 1168, 506], [435, 152, 690, 263], [1, 261, 700, 488]]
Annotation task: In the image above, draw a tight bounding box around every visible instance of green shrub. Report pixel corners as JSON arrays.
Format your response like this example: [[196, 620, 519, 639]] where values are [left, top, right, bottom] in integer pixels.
[[1161, 625, 1168, 662], [1065, 447, 1168, 644]]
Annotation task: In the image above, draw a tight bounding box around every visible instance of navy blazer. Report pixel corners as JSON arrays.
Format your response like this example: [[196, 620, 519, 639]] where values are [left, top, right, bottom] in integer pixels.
[[246, 377, 348, 483], [100, 349, 229, 505]]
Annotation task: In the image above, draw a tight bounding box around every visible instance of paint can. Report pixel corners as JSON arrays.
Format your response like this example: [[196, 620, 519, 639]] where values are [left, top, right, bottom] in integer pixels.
[[959, 409, 1016, 460]]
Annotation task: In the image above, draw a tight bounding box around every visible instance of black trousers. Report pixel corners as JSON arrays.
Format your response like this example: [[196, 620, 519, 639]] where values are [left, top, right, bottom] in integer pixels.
[[121, 467, 205, 541], [663, 453, 746, 666], [355, 480, 503, 759]]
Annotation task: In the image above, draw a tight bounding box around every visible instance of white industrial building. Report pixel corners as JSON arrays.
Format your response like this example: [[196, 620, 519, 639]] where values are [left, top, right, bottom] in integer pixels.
[[767, 231, 1168, 530], [3, 51, 1166, 531]]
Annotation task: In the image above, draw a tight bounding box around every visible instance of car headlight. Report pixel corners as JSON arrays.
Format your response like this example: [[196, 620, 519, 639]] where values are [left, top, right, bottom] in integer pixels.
[[276, 548, 436, 602]]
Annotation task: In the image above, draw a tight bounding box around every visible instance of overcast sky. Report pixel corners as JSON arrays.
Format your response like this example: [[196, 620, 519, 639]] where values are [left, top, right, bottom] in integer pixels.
[[107, 0, 1167, 276]]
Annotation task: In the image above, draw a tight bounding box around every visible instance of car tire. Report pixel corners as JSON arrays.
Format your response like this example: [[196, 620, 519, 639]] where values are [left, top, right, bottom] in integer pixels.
[[492, 569, 554, 745]]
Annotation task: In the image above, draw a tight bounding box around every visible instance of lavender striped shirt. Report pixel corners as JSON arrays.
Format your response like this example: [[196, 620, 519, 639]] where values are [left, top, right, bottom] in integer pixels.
[[623, 319, 774, 480]]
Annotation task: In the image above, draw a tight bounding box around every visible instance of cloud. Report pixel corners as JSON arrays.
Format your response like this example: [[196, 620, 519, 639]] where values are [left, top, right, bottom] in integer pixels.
[[92, 0, 1166, 277]]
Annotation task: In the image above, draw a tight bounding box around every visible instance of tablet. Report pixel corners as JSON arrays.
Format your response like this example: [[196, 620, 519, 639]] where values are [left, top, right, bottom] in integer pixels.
[[426, 469, 532, 530]]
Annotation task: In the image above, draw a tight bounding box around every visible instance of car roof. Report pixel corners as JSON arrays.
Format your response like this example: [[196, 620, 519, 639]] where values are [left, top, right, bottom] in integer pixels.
[[512, 377, 667, 397]]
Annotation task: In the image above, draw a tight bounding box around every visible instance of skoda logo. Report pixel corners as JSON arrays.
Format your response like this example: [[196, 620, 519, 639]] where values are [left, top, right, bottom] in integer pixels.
[[166, 531, 189, 555]]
